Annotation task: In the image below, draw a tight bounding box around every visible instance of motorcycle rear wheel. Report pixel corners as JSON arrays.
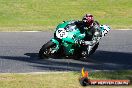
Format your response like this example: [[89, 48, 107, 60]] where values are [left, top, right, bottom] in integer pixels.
[[89, 42, 99, 56]]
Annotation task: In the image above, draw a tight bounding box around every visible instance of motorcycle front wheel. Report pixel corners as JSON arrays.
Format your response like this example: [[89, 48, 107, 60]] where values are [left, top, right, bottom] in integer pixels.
[[39, 41, 56, 59]]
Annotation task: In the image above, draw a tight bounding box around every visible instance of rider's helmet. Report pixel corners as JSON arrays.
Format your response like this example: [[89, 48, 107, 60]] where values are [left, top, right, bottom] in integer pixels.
[[82, 14, 94, 27]]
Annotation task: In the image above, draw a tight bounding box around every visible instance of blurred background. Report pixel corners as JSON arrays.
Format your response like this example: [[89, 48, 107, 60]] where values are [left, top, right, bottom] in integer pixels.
[[0, 0, 131, 31]]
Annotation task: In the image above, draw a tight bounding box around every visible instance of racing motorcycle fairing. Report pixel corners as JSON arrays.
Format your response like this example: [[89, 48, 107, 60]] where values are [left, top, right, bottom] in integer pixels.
[[39, 20, 111, 59]]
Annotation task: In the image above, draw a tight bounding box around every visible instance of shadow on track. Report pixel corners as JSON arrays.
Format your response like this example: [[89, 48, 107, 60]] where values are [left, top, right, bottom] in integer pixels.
[[0, 50, 132, 71]]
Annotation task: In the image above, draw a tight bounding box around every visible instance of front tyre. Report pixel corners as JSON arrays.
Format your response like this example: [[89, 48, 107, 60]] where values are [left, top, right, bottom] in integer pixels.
[[39, 41, 56, 59]]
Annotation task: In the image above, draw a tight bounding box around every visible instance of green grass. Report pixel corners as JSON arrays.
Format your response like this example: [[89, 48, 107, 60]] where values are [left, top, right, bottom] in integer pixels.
[[0, 0, 131, 31], [0, 70, 132, 88]]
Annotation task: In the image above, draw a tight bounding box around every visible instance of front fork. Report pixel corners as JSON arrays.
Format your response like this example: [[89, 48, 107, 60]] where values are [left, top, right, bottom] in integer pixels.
[[50, 38, 60, 53]]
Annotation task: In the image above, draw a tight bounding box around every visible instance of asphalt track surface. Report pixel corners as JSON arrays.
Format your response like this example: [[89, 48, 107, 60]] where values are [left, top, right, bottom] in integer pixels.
[[0, 30, 132, 73]]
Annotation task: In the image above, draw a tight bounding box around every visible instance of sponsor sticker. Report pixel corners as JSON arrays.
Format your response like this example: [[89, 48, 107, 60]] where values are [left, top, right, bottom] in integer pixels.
[[79, 68, 130, 86]]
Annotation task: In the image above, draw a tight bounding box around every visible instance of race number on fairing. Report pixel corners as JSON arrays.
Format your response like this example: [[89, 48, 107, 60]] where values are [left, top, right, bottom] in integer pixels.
[[100, 25, 110, 37], [56, 28, 68, 39]]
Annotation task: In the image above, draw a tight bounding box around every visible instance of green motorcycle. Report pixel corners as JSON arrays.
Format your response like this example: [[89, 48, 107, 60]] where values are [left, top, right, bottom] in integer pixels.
[[39, 21, 110, 59]]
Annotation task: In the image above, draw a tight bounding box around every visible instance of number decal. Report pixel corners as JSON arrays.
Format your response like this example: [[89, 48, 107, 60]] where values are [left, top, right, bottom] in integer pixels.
[[56, 28, 68, 39], [102, 30, 108, 36], [100, 25, 110, 37]]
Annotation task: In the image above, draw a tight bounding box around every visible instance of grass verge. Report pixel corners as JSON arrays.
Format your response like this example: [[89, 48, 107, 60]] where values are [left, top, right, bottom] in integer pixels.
[[0, 70, 131, 88], [0, 0, 131, 31]]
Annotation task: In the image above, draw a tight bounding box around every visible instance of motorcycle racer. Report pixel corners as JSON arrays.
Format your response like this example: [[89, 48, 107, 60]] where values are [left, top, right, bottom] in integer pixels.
[[74, 14, 102, 57], [39, 14, 110, 59]]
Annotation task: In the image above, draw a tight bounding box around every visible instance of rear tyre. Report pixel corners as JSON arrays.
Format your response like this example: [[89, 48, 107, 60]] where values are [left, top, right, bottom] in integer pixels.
[[89, 42, 99, 56], [79, 43, 99, 60], [39, 41, 56, 59]]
